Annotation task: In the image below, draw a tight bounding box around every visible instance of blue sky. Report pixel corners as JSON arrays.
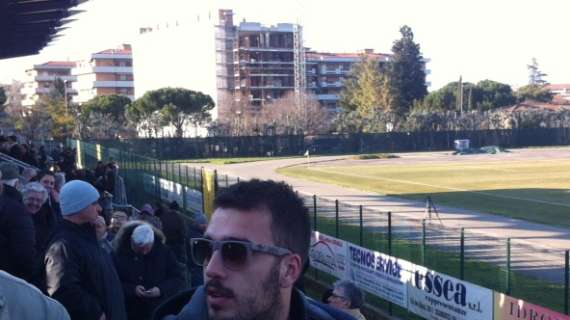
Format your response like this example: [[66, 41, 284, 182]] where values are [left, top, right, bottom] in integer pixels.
[[1, 0, 568, 90]]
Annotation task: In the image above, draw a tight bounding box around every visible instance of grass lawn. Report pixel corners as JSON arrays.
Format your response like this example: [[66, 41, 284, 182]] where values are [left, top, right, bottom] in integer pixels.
[[169, 156, 300, 165], [279, 158, 570, 228]]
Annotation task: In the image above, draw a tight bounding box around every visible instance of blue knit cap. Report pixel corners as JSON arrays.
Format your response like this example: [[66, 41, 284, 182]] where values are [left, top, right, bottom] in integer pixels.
[[60, 180, 100, 216]]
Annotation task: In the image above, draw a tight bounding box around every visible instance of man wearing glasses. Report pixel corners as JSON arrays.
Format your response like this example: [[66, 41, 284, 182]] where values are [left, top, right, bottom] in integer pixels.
[[161, 179, 349, 320], [328, 281, 367, 320]]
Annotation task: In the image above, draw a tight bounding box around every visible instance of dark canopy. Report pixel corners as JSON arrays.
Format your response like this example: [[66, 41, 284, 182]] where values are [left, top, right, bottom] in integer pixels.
[[0, 0, 86, 60]]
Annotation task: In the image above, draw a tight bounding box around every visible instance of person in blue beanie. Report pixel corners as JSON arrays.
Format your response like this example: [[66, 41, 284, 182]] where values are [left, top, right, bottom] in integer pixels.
[[44, 180, 127, 320]]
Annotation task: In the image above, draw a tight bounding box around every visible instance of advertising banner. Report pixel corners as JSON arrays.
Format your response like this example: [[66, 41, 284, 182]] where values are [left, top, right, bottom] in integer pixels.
[[494, 292, 570, 320], [142, 173, 203, 213], [309, 232, 349, 279], [346, 243, 412, 308], [408, 264, 493, 320]]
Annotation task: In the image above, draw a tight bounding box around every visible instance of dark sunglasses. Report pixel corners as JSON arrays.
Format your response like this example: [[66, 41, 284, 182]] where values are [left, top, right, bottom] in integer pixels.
[[190, 238, 292, 270]]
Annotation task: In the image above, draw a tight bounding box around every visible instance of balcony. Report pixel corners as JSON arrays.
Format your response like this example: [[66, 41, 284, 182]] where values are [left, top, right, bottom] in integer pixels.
[[249, 73, 293, 77], [92, 53, 132, 60], [237, 47, 294, 52], [239, 60, 294, 65], [35, 75, 76, 82], [320, 81, 343, 88], [250, 85, 294, 90], [93, 81, 134, 88], [321, 68, 349, 75], [93, 66, 133, 73], [317, 94, 339, 101]]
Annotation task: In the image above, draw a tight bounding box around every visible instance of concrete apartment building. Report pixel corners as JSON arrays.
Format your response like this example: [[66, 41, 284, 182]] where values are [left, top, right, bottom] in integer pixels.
[[217, 10, 431, 113], [306, 50, 392, 111], [73, 44, 134, 104], [216, 9, 305, 116], [21, 61, 76, 107]]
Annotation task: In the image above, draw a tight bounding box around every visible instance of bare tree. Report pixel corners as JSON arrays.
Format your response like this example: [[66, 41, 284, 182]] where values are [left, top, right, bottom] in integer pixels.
[[15, 104, 52, 141], [213, 92, 261, 136], [259, 91, 332, 135]]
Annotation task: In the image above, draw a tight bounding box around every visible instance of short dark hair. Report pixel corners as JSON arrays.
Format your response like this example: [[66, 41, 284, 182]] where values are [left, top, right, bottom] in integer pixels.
[[334, 280, 365, 309], [214, 179, 311, 264]]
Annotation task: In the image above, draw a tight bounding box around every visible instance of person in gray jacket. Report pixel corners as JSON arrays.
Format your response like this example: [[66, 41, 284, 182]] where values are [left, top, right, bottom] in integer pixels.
[[159, 179, 353, 320], [0, 270, 70, 320]]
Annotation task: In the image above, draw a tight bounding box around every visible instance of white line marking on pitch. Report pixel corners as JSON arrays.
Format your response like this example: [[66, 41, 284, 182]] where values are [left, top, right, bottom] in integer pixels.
[[310, 167, 570, 208]]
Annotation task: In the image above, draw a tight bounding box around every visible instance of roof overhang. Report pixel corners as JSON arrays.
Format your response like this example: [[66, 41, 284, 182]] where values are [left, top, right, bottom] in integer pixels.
[[0, 0, 87, 60]]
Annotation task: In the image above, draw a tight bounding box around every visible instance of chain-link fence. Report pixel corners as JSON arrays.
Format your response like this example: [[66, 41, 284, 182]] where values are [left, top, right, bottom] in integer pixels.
[[301, 194, 570, 315], [84, 127, 570, 160], [68, 139, 204, 214]]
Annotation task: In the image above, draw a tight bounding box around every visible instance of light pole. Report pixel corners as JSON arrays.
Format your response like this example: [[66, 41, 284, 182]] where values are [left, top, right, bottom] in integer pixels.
[[63, 79, 71, 115], [76, 112, 82, 139]]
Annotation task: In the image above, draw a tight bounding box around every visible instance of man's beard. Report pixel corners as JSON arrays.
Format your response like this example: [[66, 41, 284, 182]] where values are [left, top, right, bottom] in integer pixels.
[[207, 260, 284, 320]]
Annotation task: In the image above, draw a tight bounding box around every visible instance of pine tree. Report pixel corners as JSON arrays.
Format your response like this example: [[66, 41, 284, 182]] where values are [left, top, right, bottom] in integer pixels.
[[388, 25, 428, 115], [527, 58, 548, 85]]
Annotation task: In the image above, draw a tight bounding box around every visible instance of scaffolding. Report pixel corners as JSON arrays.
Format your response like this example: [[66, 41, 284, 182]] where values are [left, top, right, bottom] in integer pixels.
[[293, 24, 306, 109], [214, 10, 235, 93]]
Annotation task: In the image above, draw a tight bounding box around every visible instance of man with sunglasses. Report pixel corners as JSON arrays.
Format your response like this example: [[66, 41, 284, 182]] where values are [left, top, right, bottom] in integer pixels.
[[160, 179, 351, 320]]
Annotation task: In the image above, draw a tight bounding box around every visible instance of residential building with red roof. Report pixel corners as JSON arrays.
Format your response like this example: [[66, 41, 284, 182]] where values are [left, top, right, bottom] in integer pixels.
[[547, 84, 570, 101], [72, 44, 134, 104]]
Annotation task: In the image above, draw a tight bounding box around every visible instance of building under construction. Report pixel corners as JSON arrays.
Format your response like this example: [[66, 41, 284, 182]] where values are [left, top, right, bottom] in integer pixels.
[[216, 9, 305, 116], [215, 9, 429, 123]]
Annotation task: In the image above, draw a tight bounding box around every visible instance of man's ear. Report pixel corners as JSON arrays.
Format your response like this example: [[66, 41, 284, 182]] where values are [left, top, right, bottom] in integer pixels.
[[279, 254, 303, 288]]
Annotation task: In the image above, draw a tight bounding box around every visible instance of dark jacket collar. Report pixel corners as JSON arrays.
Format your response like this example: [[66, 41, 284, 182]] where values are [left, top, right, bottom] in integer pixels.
[[60, 219, 97, 241], [167, 286, 347, 320]]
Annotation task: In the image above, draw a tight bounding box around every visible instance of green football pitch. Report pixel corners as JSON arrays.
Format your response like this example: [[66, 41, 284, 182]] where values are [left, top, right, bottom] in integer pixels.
[[278, 157, 570, 228]]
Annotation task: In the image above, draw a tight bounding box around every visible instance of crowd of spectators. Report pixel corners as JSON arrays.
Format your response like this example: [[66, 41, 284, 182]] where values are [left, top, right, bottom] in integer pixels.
[[0, 138, 205, 319], [0, 136, 367, 320]]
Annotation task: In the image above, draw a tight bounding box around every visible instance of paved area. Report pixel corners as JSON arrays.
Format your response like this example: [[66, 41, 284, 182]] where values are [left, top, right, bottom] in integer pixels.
[[185, 148, 570, 283]]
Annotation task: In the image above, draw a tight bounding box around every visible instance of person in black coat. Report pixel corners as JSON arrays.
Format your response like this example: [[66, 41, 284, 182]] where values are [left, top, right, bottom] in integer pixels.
[[0, 162, 23, 203], [0, 191, 37, 283], [112, 221, 183, 320], [44, 180, 127, 320], [156, 202, 187, 266]]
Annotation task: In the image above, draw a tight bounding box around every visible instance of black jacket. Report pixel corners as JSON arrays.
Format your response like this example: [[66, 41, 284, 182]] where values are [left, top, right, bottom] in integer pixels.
[[0, 195, 37, 282], [157, 209, 187, 265], [156, 286, 356, 320], [33, 203, 60, 255], [45, 219, 127, 320], [3, 184, 23, 203], [112, 221, 184, 320]]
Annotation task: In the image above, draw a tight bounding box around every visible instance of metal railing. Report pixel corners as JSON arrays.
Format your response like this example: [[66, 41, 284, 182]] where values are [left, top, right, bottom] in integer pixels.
[[0, 152, 39, 171]]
